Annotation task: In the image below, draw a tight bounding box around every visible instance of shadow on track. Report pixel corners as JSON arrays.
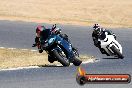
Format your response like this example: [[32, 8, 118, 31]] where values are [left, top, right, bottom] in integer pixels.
[[102, 57, 119, 59], [37, 65, 64, 67]]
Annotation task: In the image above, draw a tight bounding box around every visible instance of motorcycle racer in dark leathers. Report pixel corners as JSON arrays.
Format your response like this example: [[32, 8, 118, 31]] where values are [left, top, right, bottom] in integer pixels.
[[32, 24, 81, 66], [32, 24, 71, 53]]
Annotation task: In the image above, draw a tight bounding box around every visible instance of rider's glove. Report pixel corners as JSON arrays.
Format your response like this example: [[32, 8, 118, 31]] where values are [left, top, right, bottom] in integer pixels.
[[32, 44, 37, 47]]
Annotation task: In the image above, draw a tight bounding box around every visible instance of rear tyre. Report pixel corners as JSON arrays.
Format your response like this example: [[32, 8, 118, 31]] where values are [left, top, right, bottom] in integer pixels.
[[111, 45, 124, 59], [53, 50, 70, 66]]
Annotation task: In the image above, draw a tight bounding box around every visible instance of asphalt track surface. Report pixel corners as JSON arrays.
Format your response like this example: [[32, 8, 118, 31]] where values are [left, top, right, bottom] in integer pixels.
[[0, 20, 132, 88]]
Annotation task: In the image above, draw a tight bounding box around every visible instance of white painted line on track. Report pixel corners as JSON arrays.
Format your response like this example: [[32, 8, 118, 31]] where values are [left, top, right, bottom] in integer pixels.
[[0, 47, 5, 49], [82, 58, 99, 64], [0, 59, 97, 71], [30, 50, 37, 52], [0, 66, 40, 71], [21, 49, 28, 51], [56, 64, 62, 66], [82, 60, 94, 64], [0, 47, 38, 52], [8, 48, 16, 50], [0, 46, 99, 71]]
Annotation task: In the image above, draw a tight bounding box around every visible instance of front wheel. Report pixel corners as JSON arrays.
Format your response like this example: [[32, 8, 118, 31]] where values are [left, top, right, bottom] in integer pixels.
[[72, 57, 82, 66], [110, 45, 124, 59], [72, 48, 82, 66], [52, 50, 70, 66]]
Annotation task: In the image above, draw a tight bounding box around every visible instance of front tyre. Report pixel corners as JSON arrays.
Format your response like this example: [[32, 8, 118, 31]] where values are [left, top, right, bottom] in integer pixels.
[[72, 57, 82, 66], [111, 45, 124, 59], [72, 48, 82, 66], [52, 50, 70, 66]]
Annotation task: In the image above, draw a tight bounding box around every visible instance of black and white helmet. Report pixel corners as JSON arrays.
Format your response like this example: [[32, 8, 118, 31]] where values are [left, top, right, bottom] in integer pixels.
[[93, 24, 100, 30], [51, 27, 61, 34], [93, 24, 102, 35]]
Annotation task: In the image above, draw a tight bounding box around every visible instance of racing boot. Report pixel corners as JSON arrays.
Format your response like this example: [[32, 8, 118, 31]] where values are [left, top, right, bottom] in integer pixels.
[[48, 55, 56, 63], [38, 49, 43, 53], [32, 43, 37, 47]]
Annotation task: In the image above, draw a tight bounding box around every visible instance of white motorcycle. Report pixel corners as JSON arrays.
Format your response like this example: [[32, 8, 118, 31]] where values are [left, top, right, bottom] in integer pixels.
[[98, 34, 124, 59]]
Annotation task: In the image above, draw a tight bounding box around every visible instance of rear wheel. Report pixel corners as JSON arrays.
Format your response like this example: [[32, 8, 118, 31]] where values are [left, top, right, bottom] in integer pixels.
[[53, 50, 70, 66], [110, 45, 124, 59]]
